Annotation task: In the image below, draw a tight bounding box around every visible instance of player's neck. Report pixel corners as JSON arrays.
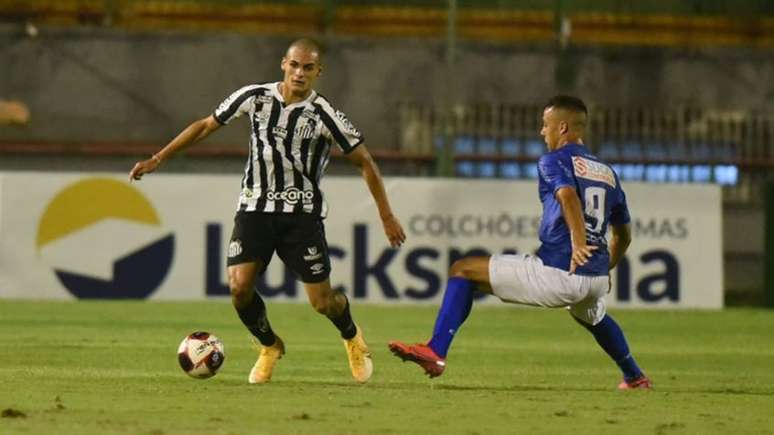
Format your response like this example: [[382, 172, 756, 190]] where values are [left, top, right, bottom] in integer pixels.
[[278, 82, 312, 105], [555, 137, 584, 150]]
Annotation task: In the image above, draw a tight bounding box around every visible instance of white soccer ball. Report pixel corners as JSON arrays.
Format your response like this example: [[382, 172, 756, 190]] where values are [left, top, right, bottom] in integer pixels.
[[177, 331, 225, 379]]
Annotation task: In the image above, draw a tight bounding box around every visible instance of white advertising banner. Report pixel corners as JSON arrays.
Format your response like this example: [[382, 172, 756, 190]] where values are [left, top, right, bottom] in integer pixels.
[[0, 172, 723, 308]]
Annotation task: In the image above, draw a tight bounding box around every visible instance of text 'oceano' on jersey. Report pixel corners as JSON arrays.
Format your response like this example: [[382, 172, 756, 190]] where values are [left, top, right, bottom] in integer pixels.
[[265, 188, 315, 205]]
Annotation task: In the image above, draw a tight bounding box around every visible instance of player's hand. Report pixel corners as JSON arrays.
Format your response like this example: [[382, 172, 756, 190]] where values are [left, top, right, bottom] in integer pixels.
[[569, 244, 598, 274], [129, 156, 161, 182], [0, 100, 30, 125], [381, 214, 406, 248]]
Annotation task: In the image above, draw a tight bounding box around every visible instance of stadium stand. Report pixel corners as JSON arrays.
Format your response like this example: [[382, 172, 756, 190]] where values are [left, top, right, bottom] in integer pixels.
[[1, 0, 772, 46], [397, 103, 773, 203]]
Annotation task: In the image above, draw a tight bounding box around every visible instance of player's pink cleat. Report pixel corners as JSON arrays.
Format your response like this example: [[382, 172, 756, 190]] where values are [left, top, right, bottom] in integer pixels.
[[618, 375, 653, 390], [388, 341, 446, 378]]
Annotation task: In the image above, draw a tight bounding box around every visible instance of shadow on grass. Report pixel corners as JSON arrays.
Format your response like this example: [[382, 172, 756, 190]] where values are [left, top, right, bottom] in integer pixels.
[[248, 379, 774, 397]]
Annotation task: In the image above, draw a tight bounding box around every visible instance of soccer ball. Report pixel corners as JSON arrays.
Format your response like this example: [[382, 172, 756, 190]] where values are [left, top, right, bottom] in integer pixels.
[[177, 331, 225, 379]]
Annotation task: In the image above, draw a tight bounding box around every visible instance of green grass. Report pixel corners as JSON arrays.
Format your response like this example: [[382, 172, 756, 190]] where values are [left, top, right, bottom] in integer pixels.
[[1, 301, 773, 435]]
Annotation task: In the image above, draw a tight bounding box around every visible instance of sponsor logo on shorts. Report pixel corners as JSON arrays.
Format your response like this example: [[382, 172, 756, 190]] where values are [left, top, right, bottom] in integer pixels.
[[310, 263, 325, 274], [266, 188, 314, 205], [228, 239, 242, 258], [304, 246, 322, 261], [572, 156, 616, 188]]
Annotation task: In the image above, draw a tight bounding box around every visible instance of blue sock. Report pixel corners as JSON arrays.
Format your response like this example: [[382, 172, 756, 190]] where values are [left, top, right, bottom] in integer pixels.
[[575, 314, 643, 381], [427, 277, 475, 358]]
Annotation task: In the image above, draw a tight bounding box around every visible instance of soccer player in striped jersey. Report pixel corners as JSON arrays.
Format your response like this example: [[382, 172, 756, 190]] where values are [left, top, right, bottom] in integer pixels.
[[389, 95, 651, 390], [130, 38, 406, 384]]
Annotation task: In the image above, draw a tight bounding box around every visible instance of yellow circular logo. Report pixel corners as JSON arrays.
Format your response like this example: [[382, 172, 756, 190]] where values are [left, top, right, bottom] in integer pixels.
[[37, 178, 174, 299]]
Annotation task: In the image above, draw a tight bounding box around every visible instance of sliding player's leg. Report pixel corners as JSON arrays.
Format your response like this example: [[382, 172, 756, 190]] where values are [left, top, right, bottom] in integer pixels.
[[389, 256, 491, 378]]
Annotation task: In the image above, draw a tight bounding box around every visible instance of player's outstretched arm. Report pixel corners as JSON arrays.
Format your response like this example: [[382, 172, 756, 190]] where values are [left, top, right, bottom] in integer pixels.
[[556, 186, 597, 273], [608, 223, 631, 271], [345, 145, 406, 248], [129, 115, 221, 181]]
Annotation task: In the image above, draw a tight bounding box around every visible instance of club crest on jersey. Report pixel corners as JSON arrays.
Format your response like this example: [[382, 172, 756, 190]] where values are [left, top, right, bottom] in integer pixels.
[[572, 156, 616, 188], [295, 119, 317, 140], [334, 110, 361, 137]]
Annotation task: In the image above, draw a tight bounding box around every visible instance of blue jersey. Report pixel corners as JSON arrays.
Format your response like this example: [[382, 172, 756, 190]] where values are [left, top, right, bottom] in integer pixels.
[[535, 143, 630, 276]]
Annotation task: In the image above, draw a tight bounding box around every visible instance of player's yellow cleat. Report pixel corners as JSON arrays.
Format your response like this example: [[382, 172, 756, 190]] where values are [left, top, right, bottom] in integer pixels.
[[248, 336, 285, 384], [343, 325, 373, 383]]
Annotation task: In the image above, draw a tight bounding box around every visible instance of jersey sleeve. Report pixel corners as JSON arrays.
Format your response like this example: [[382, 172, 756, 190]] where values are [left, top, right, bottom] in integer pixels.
[[609, 180, 631, 225], [213, 85, 262, 125], [316, 99, 364, 153], [538, 152, 575, 194]]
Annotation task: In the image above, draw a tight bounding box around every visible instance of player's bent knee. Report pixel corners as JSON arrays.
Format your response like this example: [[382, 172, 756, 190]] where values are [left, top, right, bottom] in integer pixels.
[[309, 298, 330, 316], [227, 270, 254, 303], [448, 259, 467, 278], [307, 290, 345, 317], [304, 281, 343, 317], [569, 311, 592, 327], [228, 280, 251, 301], [568, 307, 605, 328], [449, 258, 481, 279], [309, 296, 340, 317]]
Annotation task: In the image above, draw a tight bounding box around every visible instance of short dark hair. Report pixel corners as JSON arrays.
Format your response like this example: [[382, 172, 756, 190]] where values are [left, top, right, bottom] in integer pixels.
[[545, 95, 588, 115], [287, 37, 325, 60]]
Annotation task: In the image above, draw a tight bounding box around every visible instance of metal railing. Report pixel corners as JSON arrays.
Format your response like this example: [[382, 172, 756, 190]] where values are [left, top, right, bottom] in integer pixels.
[[0, 102, 771, 203], [398, 102, 774, 203]]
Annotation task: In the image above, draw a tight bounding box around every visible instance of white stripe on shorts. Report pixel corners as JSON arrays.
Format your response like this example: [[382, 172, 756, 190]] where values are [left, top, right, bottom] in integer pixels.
[[488, 253, 610, 325]]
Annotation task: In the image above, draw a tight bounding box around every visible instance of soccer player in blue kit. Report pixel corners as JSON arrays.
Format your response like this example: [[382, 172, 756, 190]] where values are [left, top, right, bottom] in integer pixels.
[[389, 95, 652, 390]]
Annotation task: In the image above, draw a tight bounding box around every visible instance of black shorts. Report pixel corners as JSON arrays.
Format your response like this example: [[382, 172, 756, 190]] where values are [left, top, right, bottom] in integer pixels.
[[226, 211, 331, 283]]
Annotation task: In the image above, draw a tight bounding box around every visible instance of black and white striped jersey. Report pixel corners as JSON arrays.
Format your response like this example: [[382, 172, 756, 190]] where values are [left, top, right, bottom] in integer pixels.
[[213, 82, 363, 218]]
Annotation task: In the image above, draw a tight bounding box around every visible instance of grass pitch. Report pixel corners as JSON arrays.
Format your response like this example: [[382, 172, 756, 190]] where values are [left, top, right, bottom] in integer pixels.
[[1, 301, 773, 435]]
